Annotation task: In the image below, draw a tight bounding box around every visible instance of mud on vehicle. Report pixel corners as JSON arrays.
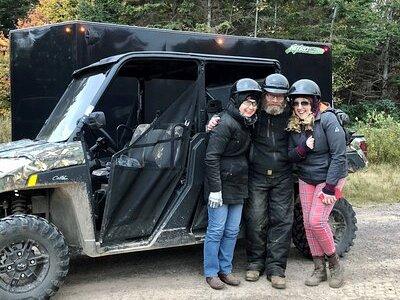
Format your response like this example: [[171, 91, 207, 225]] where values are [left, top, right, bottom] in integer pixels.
[[0, 52, 367, 299]]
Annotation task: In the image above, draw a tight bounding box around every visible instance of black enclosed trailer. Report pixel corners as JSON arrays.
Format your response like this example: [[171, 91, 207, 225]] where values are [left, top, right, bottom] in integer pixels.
[[10, 20, 332, 140]]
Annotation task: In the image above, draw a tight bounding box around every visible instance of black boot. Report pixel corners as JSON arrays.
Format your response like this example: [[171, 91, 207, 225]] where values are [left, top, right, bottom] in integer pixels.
[[327, 253, 344, 288], [305, 256, 327, 286]]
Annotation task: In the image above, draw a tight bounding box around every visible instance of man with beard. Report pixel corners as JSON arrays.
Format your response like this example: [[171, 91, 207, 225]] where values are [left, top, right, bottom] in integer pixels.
[[244, 74, 293, 289], [206, 73, 293, 289]]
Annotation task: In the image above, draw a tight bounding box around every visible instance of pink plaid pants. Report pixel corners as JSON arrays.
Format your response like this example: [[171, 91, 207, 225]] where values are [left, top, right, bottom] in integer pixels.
[[298, 178, 346, 257]]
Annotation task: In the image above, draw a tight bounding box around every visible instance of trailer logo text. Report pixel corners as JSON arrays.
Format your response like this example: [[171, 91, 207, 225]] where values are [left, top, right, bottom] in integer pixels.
[[285, 44, 325, 55]]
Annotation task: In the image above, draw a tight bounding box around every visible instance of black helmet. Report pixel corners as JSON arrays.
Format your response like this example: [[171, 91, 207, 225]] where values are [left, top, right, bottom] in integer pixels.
[[231, 78, 262, 96], [288, 79, 321, 99], [230, 78, 262, 108], [261, 73, 289, 94]]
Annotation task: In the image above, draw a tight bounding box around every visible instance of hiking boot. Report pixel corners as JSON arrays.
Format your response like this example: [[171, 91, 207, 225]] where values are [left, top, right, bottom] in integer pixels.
[[206, 276, 225, 290], [245, 270, 260, 282], [327, 253, 344, 288], [218, 273, 241, 286], [269, 275, 286, 289], [305, 256, 327, 286]]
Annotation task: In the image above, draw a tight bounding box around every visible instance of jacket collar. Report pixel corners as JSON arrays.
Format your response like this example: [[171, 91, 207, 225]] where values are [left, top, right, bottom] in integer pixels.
[[315, 102, 330, 121]]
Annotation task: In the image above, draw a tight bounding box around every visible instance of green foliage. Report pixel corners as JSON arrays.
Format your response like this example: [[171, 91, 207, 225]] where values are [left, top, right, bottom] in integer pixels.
[[339, 99, 400, 123], [16, 0, 78, 28], [0, 47, 10, 112], [77, 0, 123, 23], [0, 0, 37, 32], [356, 111, 400, 164]]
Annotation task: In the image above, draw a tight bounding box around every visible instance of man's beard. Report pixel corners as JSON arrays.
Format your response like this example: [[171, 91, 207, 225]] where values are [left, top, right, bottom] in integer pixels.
[[265, 102, 286, 115]]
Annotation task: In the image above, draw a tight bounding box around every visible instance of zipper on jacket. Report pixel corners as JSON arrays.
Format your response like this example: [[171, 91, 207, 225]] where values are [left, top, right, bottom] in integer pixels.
[[271, 119, 277, 161], [267, 117, 270, 138]]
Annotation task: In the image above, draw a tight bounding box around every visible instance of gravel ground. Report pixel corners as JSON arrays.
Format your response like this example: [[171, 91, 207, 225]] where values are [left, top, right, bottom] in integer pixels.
[[54, 203, 400, 300]]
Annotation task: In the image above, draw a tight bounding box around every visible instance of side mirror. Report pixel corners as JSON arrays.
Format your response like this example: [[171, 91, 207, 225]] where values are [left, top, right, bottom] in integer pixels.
[[84, 111, 106, 130]]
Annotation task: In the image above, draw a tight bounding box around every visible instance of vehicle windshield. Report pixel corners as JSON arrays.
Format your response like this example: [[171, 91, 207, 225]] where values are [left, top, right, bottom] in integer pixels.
[[36, 71, 107, 142]]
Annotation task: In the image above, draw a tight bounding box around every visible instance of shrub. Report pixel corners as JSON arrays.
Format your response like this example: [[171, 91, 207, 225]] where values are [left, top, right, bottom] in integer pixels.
[[0, 111, 11, 143], [356, 111, 400, 164], [0, 32, 10, 112], [338, 99, 400, 124]]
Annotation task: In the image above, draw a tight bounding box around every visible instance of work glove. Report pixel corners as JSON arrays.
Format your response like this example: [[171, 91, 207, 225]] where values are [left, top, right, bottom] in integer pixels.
[[208, 191, 223, 208]]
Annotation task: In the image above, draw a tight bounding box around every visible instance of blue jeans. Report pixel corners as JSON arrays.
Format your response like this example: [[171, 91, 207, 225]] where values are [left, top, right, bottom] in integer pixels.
[[204, 204, 243, 277]]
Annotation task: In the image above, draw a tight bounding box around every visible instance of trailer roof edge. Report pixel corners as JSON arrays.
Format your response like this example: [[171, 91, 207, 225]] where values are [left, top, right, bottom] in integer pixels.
[[9, 20, 332, 47]]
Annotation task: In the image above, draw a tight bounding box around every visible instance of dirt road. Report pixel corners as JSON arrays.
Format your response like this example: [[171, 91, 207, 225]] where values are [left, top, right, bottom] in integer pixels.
[[54, 203, 400, 299]]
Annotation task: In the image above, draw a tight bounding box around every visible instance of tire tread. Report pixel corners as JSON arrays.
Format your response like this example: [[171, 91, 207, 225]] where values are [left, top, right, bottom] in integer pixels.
[[292, 198, 358, 258], [0, 214, 69, 300]]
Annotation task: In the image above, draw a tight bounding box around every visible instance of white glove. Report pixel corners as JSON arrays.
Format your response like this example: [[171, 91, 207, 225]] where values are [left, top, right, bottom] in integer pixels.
[[208, 191, 223, 208]]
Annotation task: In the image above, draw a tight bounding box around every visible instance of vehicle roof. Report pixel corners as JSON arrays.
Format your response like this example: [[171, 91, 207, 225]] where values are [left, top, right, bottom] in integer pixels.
[[72, 51, 280, 78]]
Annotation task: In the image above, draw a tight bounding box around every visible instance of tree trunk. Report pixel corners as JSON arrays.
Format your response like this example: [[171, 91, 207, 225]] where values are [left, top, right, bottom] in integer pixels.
[[381, 3, 393, 99], [254, 0, 259, 37], [207, 0, 211, 28], [382, 36, 390, 99], [329, 5, 338, 43]]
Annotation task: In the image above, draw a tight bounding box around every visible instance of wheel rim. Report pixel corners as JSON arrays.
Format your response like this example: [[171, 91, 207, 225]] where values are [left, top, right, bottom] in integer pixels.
[[0, 239, 50, 293], [328, 209, 347, 246]]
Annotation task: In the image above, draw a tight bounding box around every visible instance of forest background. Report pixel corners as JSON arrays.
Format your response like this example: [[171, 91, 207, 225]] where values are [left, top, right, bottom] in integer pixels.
[[0, 0, 399, 203]]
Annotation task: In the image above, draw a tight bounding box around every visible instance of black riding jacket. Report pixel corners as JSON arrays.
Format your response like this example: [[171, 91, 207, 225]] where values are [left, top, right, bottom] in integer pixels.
[[205, 104, 252, 204], [249, 107, 292, 177]]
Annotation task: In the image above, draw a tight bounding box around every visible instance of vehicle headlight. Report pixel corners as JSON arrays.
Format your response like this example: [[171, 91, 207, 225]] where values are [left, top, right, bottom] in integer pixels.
[[0, 157, 31, 177]]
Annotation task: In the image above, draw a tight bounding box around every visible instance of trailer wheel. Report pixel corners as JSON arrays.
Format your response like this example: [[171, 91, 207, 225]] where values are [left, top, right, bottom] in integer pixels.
[[0, 215, 69, 299], [292, 198, 357, 258]]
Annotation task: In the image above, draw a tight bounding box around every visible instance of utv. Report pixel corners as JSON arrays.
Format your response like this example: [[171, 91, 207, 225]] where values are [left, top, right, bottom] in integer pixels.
[[0, 52, 365, 299]]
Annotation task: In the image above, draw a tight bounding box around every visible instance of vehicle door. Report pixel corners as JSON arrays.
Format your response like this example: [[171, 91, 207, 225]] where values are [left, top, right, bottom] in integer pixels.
[[99, 58, 201, 244]]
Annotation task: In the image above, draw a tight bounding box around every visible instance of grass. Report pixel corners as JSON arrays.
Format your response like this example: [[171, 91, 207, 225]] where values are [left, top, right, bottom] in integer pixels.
[[344, 163, 400, 205], [0, 113, 10, 143]]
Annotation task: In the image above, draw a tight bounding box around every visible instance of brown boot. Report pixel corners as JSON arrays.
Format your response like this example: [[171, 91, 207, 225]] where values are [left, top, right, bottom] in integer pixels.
[[269, 275, 286, 289], [327, 253, 344, 288], [206, 276, 225, 290], [305, 256, 327, 286], [245, 270, 260, 282], [218, 273, 241, 286]]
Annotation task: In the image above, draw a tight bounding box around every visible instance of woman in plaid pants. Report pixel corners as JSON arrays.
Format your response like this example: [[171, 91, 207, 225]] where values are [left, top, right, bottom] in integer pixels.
[[286, 79, 348, 288]]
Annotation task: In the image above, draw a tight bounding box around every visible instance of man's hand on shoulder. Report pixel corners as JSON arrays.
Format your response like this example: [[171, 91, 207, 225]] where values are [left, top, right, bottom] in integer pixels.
[[206, 115, 221, 132]]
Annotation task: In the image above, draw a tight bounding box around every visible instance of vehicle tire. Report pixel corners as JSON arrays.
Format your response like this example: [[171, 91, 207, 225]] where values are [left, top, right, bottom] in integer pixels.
[[292, 198, 357, 258], [0, 214, 69, 300]]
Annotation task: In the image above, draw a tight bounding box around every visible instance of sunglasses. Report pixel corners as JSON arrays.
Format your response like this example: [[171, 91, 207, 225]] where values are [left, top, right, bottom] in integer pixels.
[[293, 100, 311, 107], [242, 99, 258, 108]]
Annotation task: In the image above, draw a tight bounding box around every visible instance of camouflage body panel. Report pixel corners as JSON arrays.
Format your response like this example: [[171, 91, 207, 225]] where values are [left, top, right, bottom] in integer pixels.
[[0, 139, 85, 192]]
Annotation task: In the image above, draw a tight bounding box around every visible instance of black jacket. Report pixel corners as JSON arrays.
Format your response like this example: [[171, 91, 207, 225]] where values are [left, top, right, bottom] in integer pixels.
[[205, 104, 252, 204], [288, 109, 348, 186], [249, 108, 292, 177]]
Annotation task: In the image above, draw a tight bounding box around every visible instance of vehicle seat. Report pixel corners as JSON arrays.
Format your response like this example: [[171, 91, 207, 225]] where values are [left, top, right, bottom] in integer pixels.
[[129, 124, 151, 146], [152, 125, 183, 168], [124, 124, 183, 168]]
